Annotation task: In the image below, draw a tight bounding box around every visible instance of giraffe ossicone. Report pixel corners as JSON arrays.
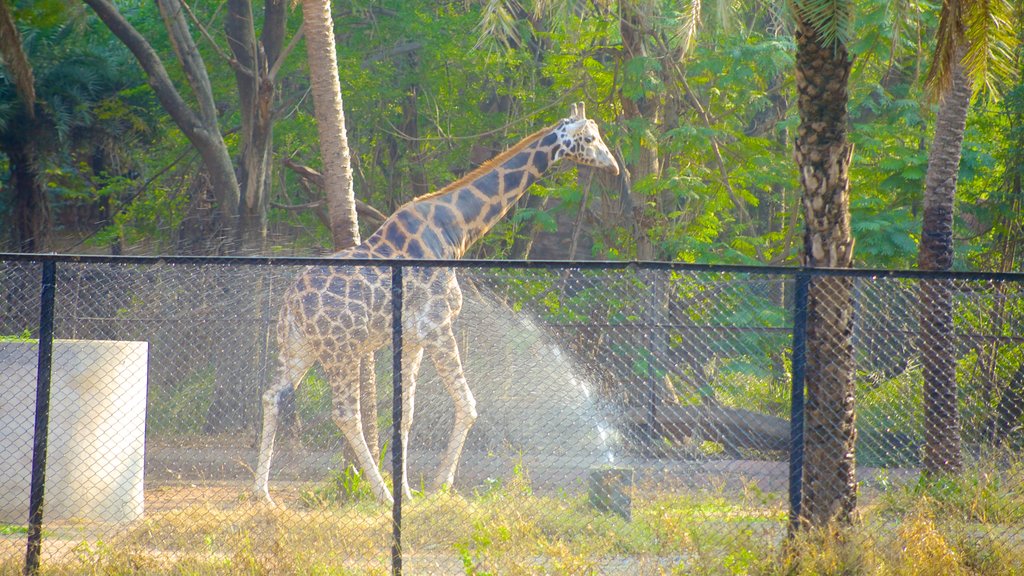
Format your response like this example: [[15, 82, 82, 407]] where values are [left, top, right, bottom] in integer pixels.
[[253, 102, 618, 505]]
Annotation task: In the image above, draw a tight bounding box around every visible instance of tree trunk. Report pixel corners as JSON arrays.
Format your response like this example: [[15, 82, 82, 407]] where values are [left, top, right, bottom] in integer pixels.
[[619, 0, 661, 261], [793, 14, 858, 529], [7, 142, 49, 252], [199, 0, 289, 433], [301, 0, 360, 251], [302, 0, 372, 451], [0, 0, 34, 118], [918, 59, 971, 475], [225, 0, 286, 253]]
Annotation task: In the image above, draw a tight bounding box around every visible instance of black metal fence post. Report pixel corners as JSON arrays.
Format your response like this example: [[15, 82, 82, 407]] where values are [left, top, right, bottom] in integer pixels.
[[788, 271, 810, 532], [25, 261, 57, 576], [390, 264, 404, 576]]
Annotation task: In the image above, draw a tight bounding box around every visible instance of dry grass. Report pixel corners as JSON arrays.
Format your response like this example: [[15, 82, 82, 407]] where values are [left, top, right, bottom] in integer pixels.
[[3, 468, 1024, 575]]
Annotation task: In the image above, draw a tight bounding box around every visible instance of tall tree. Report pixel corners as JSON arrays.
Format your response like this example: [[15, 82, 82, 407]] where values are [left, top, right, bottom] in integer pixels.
[[85, 0, 242, 250], [225, 0, 287, 251], [917, 0, 1018, 475], [618, 0, 664, 262], [790, 0, 858, 529], [0, 7, 137, 252], [0, 0, 40, 251], [301, 0, 360, 251], [917, 55, 970, 475], [300, 0, 370, 451]]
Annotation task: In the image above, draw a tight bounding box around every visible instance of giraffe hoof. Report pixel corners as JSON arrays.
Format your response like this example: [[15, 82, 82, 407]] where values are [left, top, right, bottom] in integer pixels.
[[249, 487, 278, 507]]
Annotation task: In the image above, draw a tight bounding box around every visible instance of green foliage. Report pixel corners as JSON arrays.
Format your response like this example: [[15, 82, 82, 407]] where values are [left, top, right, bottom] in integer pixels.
[[849, 196, 919, 267], [300, 462, 380, 507], [0, 524, 26, 535], [146, 365, 215, 437], [0, 329, 33, 342], [1, 0, 1018, 267]]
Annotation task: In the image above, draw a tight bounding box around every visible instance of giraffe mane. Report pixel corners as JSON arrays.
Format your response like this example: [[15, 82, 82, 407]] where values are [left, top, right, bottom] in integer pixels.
[[410, 123, 558, 203]]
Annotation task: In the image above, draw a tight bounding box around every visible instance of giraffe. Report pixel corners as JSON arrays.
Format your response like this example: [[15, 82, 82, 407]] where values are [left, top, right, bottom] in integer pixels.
[[253, 102, 619, 504]]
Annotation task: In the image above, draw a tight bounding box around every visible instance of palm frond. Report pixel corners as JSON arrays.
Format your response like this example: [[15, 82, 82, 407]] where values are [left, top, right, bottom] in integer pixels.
[[0, 0, 35, 117], [789, 0, 853, 48], [673, 0, 701, 63], [927, 0, 1019, 101], [962, 0, 1019, 99], [925, 0, 964, 98], [714, 0, 733, 34], [531, 0, 577, 22], [473, 0, 523, 52]]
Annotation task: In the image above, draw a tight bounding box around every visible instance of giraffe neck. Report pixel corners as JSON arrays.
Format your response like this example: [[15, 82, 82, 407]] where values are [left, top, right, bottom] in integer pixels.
[[365, 126, 562, 259]]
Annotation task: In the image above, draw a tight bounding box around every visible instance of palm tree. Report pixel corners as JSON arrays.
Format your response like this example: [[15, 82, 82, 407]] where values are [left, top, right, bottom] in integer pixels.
[[0, 0, 33, 117], [300, 0, 370, 451], [301, 0, 360, 251], [789, 0, 858, 529], [0, 12, 138, 251], [918, 0, 1018, 476]]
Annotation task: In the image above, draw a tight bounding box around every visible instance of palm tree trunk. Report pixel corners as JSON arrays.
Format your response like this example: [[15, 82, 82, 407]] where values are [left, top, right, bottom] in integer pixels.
[[302, 0, 373, 452], [7, 142, 49, 252], [301, 0, 360, 251], [918, 59, 971, 475], [793, 13, 858, 529]]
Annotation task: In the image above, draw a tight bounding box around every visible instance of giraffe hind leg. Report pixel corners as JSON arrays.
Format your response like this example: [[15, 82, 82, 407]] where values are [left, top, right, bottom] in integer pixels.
[[398, 346, 425, 501], [327, 364, 395, 505], [426, 326, 477, 491]]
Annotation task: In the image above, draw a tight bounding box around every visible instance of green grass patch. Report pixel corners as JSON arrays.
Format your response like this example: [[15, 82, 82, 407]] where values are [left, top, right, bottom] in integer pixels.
[[0, 330, 35, 342], [0, 525, 27, 535]]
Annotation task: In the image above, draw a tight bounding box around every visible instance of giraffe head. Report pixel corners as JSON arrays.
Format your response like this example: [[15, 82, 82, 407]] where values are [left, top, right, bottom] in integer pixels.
[[555, 102, 620, 175]]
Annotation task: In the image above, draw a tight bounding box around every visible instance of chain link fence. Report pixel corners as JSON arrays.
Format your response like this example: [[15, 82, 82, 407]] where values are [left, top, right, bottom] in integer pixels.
[[2, 255, 1024, 574]]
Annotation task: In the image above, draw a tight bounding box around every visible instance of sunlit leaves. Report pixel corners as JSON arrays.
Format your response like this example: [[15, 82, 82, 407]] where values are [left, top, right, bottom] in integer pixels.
[[789, 0, 854, 48], [473, 0, 524, 51], [928, 0, 1019, 100]]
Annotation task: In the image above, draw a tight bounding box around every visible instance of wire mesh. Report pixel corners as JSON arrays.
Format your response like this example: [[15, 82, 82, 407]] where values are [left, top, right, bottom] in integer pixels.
[[2, 257, 1024, 574]]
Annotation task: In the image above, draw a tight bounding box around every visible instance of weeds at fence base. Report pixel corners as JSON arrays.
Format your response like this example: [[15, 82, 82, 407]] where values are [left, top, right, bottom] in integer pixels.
[[3, 479, 1024, 575]]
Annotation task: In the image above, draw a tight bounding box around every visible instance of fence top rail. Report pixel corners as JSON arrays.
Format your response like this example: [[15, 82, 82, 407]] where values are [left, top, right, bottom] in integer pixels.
[[2, 252, 1023, 282]]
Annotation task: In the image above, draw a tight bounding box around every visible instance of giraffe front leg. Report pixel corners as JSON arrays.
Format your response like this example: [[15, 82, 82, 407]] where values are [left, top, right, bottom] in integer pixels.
[[427, 327, 477, 491], [328, 367, 394, 505]]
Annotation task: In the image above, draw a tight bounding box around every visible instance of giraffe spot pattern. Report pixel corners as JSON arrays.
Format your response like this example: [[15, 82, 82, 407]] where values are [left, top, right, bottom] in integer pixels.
[[395, 210, 422, 235], [455, 188, 486, 221], [472, 170, 500, 196], [405, 238, 425, 258], [384, 224, 407, 249], [503, 170, 524, 192], [533, 150, 549, 173], [504, 151, 531, 170]]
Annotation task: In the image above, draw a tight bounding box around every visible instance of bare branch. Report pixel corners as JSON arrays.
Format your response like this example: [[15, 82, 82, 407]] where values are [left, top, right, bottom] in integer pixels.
[[269, 25, 303, 82], [180, 0, 254, 77], [282, 158, 388, 226]]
